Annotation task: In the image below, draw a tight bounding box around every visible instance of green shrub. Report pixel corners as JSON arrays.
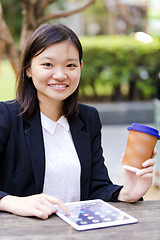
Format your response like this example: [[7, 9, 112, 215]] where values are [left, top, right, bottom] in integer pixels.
[[1, 36, 160, 102], [79, 35, 160, 101]]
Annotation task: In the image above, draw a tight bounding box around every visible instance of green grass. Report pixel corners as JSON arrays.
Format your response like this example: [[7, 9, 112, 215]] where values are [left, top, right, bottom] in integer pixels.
[[0, 59, 16, 101]]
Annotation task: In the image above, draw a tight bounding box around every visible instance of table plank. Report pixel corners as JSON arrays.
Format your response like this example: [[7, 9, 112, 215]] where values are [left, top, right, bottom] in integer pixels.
[[0, 201, 160, 240]]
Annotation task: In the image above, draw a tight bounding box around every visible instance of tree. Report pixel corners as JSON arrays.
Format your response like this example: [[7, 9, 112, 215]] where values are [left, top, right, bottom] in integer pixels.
[[1, 0, 22, 41], [0, 0, 95, 75]]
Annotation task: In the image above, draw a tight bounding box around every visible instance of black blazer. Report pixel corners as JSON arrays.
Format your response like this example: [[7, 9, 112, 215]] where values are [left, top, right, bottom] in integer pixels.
[[0, 101, 122, 201]]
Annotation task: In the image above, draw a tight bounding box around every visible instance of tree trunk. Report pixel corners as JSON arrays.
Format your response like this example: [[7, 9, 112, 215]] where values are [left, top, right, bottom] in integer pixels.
[[0, 2, 20, 75], [0, 0, 95, 76]]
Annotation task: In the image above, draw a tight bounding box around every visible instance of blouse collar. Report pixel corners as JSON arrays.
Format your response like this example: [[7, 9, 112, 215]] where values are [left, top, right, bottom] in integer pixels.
[[40, 112, 69, 134]]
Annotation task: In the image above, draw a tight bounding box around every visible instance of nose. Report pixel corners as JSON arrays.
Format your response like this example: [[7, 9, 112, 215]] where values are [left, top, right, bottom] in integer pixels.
[[52, 67, 67, 81]]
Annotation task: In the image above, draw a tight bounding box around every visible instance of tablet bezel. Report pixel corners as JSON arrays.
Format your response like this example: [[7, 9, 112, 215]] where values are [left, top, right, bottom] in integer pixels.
[[56, 199, 138, 231]]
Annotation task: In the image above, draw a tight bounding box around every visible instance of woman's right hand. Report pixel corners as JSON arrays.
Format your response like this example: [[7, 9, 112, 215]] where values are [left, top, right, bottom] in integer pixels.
[[0, 193, 70, 219]]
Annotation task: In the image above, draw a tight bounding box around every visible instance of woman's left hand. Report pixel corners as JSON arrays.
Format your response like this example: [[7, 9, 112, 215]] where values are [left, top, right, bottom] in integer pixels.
[[118, 150, 156, 202]]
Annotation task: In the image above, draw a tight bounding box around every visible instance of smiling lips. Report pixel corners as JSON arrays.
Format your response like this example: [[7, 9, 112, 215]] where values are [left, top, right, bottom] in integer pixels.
[[48, 83, 69, 89]]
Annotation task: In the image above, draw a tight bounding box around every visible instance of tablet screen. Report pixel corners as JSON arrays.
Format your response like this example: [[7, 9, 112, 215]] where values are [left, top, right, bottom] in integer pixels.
[[56, 199, 138, 231]]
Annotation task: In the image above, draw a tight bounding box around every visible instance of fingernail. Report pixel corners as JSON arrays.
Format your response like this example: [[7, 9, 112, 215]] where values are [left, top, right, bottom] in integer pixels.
[[136, 170, 141, 176]]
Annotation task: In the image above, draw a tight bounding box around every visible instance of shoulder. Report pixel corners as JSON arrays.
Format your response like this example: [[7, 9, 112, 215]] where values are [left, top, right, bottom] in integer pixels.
[[78, 103, 99, 117], [77, 103, 102, 131], [0, 100, 23, 127], [0, 100, 20, 140], [0, 100, 21, 116]]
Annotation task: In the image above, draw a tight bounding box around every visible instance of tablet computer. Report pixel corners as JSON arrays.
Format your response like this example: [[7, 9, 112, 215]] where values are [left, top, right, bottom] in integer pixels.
[[56, 199, 138, 231]]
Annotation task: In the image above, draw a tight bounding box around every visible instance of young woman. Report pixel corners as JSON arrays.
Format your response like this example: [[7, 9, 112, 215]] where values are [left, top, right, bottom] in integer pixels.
[[0, 24, 155, 220]]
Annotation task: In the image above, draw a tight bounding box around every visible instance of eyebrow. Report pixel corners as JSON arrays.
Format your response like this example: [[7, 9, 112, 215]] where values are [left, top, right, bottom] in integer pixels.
[[67, 58, 79, 63], [40, 57, 79, 62]]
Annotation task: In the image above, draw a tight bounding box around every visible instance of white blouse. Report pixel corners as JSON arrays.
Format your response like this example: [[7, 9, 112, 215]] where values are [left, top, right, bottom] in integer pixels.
[[41, 112, 81, 202]]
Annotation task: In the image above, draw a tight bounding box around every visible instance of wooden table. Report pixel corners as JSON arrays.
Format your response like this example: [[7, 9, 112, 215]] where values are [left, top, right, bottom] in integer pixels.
[[0, 200, 160, 240]]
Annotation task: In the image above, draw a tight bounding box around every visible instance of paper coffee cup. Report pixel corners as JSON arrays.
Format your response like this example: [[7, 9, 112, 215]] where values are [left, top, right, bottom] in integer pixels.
[[123, 123, 160, 173]]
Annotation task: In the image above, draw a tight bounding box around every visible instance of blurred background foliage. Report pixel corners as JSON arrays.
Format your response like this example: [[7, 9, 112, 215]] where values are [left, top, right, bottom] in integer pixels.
[[79, 35, 160, 101], [2, 0, 22, 41], [1, 0, 160, 102]]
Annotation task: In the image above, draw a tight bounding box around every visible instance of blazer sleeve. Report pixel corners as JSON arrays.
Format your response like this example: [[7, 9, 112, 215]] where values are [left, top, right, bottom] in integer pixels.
[[86, 106, 123, 201], [0, 102, 11, 198]]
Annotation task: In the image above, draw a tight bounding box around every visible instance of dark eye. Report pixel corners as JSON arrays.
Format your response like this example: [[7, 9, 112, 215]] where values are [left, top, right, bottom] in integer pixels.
[[44, 63, 52, 67], [67, 64, 76, 68]]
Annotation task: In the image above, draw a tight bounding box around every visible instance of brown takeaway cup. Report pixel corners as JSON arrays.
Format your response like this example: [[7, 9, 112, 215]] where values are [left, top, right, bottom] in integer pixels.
[[123, 123, 160, 173]]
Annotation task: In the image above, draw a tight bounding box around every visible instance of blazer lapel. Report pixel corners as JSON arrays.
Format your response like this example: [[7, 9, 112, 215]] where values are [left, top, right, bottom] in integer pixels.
[[69, 116, 91, 200], [23, 105, 92, 198], [24, 106, 45, 193]]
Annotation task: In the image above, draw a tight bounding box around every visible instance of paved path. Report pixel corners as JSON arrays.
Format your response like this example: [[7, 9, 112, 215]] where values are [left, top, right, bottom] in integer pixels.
[[88, 101, 153, 125], [101, 124, 128, 185]]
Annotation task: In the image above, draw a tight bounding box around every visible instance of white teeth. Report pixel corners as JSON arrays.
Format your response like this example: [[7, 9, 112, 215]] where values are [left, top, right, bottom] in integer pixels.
[[49, 84, 67, 88]]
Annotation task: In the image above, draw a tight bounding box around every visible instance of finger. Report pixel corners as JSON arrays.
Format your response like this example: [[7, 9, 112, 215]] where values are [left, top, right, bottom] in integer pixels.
[[42, 199, 58, 214], [27, 194, 58, 218], [44, 195, 70, 215], [120, 153, 125, 164], [138, 173, 153, 179], [151, 149, 157, 158], [142, 159, 155, 168], [136, 166, 153, 176], [32, 208, 50, 220], [33, 199, 59, 219]]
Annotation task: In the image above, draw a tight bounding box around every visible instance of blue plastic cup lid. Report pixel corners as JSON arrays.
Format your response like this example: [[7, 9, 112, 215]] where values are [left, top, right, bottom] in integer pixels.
[[127, 123, 160, 139]]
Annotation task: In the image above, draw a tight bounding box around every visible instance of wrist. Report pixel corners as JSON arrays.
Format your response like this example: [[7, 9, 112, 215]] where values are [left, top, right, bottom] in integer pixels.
[[117, 187, 138, 203]]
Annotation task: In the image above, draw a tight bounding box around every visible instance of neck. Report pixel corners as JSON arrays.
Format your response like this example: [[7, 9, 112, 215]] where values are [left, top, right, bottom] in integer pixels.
[[39, 100, 63, 122]]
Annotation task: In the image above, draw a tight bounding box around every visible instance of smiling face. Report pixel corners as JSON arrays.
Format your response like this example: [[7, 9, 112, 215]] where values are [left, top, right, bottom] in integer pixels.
[[27, 40, 83, 118]]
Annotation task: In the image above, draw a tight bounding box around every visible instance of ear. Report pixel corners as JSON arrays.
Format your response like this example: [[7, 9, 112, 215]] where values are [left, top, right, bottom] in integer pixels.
[[80, 60, 83, 70], [26, 68, 31, 78]]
